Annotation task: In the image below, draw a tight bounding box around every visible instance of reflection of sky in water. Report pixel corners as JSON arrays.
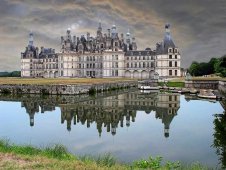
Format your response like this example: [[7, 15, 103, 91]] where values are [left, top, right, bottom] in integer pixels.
[[0, 94, 224, 167]]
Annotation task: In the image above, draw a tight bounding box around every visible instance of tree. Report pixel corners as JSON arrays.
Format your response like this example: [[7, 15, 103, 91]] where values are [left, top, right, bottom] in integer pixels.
[[188, 62, 200, 76]]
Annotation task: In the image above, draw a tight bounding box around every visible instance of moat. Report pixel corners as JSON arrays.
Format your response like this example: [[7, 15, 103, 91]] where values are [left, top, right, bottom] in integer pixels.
[[0, 89, 225, 168]]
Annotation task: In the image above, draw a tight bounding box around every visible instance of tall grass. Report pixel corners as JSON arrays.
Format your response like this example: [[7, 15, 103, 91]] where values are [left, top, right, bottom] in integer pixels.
[[0, 139, 213, 170], [79, 153, 117, 167], [0, 139, 74, 160]]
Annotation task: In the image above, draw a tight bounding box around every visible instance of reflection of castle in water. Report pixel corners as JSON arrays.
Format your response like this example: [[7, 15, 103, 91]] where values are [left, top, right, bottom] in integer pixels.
[[0, 90, 180, 138]]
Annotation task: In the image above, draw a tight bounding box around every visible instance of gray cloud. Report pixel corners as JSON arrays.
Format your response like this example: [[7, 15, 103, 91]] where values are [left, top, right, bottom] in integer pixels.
[[0, 0, 225, 71]]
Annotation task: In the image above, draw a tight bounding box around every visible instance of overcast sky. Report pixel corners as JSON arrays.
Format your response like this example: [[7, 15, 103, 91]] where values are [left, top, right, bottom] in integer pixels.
[[0, 0, 226, 71]]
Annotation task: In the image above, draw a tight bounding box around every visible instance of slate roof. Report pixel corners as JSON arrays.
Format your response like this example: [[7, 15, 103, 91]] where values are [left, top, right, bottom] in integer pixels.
[[156, 32, 176, 55], [125, 50, 156, 56]]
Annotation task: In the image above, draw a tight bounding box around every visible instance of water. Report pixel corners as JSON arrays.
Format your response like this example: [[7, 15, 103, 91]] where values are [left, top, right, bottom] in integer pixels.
[[0, 89, 225, 168]]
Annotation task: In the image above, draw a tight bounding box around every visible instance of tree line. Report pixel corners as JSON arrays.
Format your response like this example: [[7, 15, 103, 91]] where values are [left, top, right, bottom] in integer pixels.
[[0, 71, 21, 77], [188, 55, 226, 77]]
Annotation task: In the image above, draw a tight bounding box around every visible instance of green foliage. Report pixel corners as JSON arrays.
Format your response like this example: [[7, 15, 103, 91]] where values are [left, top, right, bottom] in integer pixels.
[[96, 153, 116, 167], [0, 139, 75, 160], [0, 71, 21, 77], [133, 156, 182, 169], [188, 55, 226, 77], [43, 144, 74, 160], [133, 156, 162, 169], [88, 87, 96, 95], [0, 139, 214, 169], [167, 82, 185, 87], [79, 153, 116, 167], [212, 114, 226, 169]]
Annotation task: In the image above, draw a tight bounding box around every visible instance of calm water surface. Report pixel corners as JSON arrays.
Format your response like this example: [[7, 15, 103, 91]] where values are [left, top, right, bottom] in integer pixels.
[[0, 89, 225, 167]]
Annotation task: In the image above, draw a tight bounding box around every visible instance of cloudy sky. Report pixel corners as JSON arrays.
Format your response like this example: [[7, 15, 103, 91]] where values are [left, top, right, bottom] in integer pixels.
[[0, 0, 226, 71]]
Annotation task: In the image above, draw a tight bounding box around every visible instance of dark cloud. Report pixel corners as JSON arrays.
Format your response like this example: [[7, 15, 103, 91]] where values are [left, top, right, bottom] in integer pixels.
[[0, 0, 225, 71]]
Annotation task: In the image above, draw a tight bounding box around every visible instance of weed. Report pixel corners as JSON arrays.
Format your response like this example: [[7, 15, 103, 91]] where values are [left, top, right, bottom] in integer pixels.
[[133, 156, 162, 169]]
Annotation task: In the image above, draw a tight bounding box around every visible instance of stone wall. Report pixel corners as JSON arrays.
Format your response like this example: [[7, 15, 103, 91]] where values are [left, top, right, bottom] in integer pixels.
[[185, 80, 219, 89], [218, 81, 226, 92], [0, 81, 137, 95], [185, 80, 226, 93]]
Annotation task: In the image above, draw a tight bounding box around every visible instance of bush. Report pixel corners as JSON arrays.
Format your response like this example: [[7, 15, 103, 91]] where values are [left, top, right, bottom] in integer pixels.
[[1, 88, 11, 94], [88, 87, 96, 95]]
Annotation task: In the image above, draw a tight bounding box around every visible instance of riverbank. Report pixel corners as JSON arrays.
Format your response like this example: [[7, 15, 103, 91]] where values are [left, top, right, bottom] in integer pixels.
[[0, 78, 137, 95], [0, 77, 136, 85], [0, 140, 209, 170]]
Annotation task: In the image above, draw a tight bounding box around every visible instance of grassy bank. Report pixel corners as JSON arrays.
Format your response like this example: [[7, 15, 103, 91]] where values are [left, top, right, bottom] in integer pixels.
[[0, 139, 210, 170], [158, 81, 185, 88], [0, 77, 136, 85]]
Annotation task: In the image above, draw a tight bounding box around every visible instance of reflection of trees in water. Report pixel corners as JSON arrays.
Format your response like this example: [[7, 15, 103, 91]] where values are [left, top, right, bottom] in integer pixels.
[[213, 113, 226, 169], [213, 92, 226, 169]]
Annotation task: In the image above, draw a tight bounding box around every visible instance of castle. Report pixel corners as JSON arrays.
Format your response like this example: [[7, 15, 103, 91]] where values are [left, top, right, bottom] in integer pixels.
[[21, 23, 181, 79]]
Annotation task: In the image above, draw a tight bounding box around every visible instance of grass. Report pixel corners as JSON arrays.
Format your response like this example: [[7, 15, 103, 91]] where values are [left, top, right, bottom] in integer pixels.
[[158, 81, 185, 88], [0, 77, 136, 85], [0, 139, 213, 170]]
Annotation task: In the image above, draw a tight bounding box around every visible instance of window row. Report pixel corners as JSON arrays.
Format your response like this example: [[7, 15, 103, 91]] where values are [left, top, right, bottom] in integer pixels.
[[126, 62, 155, 68], [126, 56, 154, 60], [169, 61, 178, 67], [168, 48, 178, 53], [169, 70, 178, 76], [169, 55, 178, 59]]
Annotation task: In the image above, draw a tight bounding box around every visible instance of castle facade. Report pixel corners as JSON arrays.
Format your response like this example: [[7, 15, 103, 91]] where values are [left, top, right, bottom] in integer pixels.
[[21, 23, 181, 79]]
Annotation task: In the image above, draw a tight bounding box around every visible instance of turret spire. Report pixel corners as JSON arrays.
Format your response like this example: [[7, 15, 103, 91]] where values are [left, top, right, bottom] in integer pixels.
[[28, 31, 34, 47]]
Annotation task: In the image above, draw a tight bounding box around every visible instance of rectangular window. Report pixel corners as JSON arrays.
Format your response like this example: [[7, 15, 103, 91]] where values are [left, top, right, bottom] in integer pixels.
[[169, 70, 172, 76], [175, 70, 177, 76], [175, 61, 177, 67], [115, 70, 118, 76], [175, 55, 177, 59], [169, 55, 172, 59], [169, 61, 172, 67]]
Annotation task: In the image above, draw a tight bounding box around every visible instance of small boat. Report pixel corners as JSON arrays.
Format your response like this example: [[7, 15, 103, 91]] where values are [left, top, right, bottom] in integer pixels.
[[198, 89, 217, 99], [178, 88, 190, 94], [139, 86, 160, 90], [189, 89, 198, 94], [198, 94, 217, 99]]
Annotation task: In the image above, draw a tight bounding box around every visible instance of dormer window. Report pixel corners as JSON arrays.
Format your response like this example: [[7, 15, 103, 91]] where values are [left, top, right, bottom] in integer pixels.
[[174, 48, 177, 53], [169, 48, 172, 53]]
